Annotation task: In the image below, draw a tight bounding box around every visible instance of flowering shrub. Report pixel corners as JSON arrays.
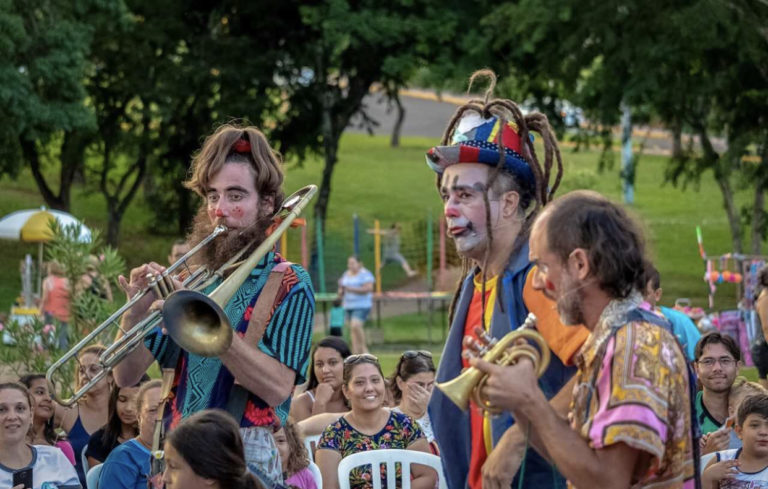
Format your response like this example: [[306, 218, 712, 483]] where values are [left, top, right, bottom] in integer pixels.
[[2, 221, 124, 400]]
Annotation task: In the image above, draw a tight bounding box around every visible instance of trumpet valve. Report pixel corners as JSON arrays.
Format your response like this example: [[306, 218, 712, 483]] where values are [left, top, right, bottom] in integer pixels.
[[478, 329, 497, 347]]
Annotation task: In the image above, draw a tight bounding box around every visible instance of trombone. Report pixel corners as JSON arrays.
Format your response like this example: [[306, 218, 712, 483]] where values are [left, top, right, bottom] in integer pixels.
[[46, 184, 318, 406]]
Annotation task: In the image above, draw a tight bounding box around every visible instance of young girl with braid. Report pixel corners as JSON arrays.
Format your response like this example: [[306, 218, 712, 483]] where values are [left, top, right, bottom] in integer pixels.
[[425, 70, 589, 489]]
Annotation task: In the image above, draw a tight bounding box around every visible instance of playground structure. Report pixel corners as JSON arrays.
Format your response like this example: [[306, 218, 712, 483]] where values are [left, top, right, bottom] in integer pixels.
[[276, 212, 458, 293], [274, 213, 459, 343]]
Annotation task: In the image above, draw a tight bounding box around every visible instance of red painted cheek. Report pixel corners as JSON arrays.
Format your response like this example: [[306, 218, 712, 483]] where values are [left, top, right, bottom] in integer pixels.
[[230, 206, 243, 218], [545, 279, 555, 291]]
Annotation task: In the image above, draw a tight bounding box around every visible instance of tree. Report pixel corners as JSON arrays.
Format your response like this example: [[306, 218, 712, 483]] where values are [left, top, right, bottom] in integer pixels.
[[0, 0, 122, 211], [466, 0, 768, 253], [267, 0, 458, 234]]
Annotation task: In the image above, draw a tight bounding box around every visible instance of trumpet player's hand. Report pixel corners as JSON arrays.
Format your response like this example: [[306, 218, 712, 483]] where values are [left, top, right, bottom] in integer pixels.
[[469, 356, 543, 416], [463, 327, 528, 358], [482, 427, 527, 489]]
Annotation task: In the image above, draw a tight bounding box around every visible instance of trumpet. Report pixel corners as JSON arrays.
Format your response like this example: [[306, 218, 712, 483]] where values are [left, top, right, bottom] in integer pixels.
[[436, 313, 550, 414], [46, 184, 317, 406]]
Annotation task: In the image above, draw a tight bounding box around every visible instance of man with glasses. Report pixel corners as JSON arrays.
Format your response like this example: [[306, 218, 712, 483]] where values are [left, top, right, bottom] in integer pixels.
[[694, 332, 743, 453]]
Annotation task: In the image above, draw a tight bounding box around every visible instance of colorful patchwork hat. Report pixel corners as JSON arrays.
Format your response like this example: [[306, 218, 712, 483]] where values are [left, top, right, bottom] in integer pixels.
[[425, 113, 535, 189]]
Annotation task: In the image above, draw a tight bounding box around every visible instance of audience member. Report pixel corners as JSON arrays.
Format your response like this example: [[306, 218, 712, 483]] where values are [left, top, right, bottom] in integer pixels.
[[754, 265, 768, 389], [329, 299, 345, 337], [98, 380, 161, 489], [40, 261, 71, 350], [19, 374, 75, 465], [85, 375, 149, 467], [642, 262, 701, 361], [337, 256, 375, 354], [0, 382, 80, 489], [163, 409, 265, 489], [78, 256, 113, 302], [274, 419, 316, 489], [702, 393, 768, 488], [315, 353, 435, 489], [695, 332, 743, 454], [388, 350, 437, 453], [54, 344, 112, 486], [167, 240, 191, 266], [291, 337, 351, 422]]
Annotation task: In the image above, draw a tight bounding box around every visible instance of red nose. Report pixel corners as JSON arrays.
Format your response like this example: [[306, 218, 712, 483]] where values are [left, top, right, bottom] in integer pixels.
[[215, 209, 225, 217], [545, 280, 555, 291]]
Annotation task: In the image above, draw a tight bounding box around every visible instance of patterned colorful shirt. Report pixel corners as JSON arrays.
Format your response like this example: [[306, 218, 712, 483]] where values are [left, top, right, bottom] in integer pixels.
[[146, 251, 315, 429], [316, 410, 424, 489], [570, 294, 695, 488]]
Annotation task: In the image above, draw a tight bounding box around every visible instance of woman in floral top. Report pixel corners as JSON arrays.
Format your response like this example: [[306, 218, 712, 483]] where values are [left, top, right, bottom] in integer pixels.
[[315, 354, 436, 489]]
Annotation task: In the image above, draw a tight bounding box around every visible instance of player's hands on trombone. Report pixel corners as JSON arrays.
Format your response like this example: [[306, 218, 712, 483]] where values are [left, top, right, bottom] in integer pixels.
[[118, 262, 182, 328]]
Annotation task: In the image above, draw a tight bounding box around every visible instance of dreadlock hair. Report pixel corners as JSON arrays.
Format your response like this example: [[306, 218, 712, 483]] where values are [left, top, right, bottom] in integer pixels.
[[441, 69, 564, 327]]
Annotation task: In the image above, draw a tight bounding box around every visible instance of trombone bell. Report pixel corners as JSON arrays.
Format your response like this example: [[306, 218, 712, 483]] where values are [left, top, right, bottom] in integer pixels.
[[161, 290, 233, 357]]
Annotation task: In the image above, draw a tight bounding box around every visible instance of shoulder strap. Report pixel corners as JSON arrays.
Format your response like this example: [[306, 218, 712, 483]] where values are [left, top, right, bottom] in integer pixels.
[[226, 261, 293, 422], [242, 261, 292, 345]]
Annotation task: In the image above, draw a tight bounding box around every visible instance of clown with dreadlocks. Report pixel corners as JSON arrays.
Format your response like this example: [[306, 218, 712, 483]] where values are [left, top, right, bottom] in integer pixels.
[[426, 71, 589, 489]]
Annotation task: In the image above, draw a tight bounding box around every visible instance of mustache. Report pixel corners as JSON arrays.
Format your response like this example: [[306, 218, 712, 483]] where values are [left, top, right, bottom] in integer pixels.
[[187, 208, 273, 271]]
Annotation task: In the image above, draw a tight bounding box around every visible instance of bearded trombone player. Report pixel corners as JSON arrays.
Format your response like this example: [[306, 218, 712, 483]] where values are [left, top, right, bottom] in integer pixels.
[[113, 124, 315, 483]]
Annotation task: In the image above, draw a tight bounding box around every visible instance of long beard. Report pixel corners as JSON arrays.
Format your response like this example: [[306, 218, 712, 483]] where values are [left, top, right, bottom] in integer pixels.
[[186, 206, 273, 273]]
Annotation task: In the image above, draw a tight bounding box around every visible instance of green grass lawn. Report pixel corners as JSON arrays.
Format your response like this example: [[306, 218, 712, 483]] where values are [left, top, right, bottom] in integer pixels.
[[1, 131, 762, 338]]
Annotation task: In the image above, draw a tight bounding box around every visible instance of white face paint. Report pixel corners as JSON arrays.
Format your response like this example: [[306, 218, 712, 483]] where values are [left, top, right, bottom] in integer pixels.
[[440, 164, 499, 261]]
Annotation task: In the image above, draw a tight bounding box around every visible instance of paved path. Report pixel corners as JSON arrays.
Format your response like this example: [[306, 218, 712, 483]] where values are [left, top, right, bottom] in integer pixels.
[[348, 89, 729, 156]]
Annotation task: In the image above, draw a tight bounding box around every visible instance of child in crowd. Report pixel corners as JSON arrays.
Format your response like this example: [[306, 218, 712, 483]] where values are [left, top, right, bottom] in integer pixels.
[[702, 378, 768, 453], [274, 419, 317, 489], [18, 374, 76, 465], [702, 393, 768, 488], [329, 299, 345, 337], [86, 375, 149, 466]]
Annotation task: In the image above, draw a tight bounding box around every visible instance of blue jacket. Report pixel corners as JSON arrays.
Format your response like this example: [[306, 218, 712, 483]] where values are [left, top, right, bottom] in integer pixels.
[[429, 242, 576, 489]]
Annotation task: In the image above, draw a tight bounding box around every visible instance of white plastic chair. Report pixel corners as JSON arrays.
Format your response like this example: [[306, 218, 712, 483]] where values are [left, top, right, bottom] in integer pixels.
[[304, 434, 321, 462], [307, 460, 323, 489], [86, 463, 103, 489], [337, 449, 446, 489], [81, 445, 90, 474]]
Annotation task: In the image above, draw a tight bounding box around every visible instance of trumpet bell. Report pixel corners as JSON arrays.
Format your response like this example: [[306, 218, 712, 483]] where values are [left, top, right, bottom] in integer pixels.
[[434, 367, 483, 410], [435, 314, 551, 415], [162, 290, 233, 357]]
